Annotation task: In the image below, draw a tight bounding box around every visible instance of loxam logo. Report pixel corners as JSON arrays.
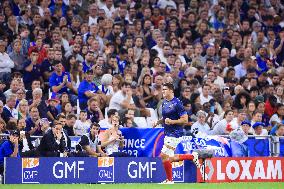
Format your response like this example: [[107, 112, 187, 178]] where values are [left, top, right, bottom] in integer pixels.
[[202, 158, 283, 183]]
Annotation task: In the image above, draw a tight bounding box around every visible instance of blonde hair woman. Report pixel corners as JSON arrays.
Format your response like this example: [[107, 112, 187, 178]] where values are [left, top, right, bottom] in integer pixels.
[[17, 99, 29, 120]]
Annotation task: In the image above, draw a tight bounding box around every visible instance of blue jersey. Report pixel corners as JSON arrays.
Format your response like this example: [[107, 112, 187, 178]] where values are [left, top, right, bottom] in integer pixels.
[[162, 97, 187, 138], [0, 140, 20, 165], [49, 72, 71, 94], [82, 61, 94, 73], [78, 80, 99, 104]]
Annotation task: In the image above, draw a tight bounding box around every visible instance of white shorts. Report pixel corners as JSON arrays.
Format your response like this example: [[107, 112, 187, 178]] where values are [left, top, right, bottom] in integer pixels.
[[161, 136, 182, 157]]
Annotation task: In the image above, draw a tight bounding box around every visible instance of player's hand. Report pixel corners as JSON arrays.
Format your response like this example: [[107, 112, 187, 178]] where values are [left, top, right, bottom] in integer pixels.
[[152, 121, 159, 128], [165, 118, 172, 125]]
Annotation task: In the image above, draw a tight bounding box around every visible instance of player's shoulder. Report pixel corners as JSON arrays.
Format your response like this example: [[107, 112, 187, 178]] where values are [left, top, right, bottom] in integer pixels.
[[173, 97, 182, 104]]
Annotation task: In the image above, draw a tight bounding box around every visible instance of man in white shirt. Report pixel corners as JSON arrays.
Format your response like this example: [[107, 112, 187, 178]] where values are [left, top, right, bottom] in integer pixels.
[[0, 38, 14, 80], [152, 35, 164, 59], [234, 58, 249, 79], [157, 0, 177, 9], [101, 0, 116, 18], [109, 82, 136, 111], [88, 4, 98, 26], [199, 84, 213, 105]]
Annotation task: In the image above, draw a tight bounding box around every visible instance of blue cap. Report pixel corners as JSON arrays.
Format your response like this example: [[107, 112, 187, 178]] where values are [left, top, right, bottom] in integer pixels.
[[241, 121, 251, 127], [252, 122, 265, 129]]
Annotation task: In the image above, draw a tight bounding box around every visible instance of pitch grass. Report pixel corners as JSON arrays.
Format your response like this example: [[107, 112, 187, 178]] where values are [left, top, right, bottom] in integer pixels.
[[1, 183, 284, 189]]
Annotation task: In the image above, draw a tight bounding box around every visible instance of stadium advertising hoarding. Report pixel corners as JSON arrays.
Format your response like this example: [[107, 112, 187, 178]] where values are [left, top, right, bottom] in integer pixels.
[[200, 157, 284, 183], [99, 128, 269, 157], [5, 157, 283, 184], [4, 157, 197, 184]]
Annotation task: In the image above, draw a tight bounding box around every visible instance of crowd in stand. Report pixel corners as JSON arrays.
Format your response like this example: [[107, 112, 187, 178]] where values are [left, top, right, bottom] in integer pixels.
[[0, 0, 284, 168]]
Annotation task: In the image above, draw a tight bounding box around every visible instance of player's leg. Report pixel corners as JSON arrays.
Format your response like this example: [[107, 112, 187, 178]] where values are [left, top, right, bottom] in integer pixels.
[[160, 136, 178, 183], [160, 152, 173, 183], [170, 152, 200, 168]]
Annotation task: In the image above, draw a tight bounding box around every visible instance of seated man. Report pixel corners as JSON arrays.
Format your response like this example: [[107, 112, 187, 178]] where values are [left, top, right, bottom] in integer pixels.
[[76, 123, 107, 157], [109, 81, 139, 117], [78, 70, 106, 110], [38, 121, 71, 157], [2, 94, 18, 123], [0, 131, 20, 177], [49, 60, 77, 95]]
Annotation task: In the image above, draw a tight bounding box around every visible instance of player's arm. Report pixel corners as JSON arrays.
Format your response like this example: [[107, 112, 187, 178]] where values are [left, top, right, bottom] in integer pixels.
[[166, 114, 188, 125], [153, 119, 163, 128]]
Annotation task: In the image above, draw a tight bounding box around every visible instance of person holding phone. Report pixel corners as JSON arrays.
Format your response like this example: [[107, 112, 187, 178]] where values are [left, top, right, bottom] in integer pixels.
[[101, 115, 127, 157]]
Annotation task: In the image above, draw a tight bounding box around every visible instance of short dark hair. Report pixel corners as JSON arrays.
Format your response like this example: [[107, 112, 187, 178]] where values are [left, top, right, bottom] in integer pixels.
[[121, 81, 131, 87], [67, 113, 77, 120], [107, 109, 118, 118], [163, 83, 174, 92], [90, 122, 100, 129]]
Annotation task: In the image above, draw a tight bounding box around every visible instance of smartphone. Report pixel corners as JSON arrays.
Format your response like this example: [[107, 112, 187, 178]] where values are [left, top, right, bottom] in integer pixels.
[[210, 106, 215, 113]]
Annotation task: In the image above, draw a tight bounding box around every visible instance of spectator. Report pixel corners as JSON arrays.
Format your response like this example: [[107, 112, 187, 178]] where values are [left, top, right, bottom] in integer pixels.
[[38, 121, 71, 157], [49, 60, 77, 95], [25, 107, 43, 136], [270, 104, 284, 126], [252, 122, 268, 136], [78, 69, 102, 110], [210, 110, 234, 135], [99, 109, 118, 129], [273, 124, 284, 136], [191, 110, 210, 135], [0, 130, 20, 176], [101, 115, 126, 157], [199, 84, 213, 105], [64, 113, 76, 137], [23, 48, 42, 89], [73, 110, 91, 136], [76, 123, 106, 157], [29, 88, 49, 119], [86, 97, 104, 124], [0, 37, 14, 82], [122, 109, 138, 128], [2, 94, 18, 124], [109, 81, 136, 113]]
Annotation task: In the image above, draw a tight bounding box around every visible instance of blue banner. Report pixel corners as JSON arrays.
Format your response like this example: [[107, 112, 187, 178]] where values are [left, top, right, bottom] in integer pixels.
[[69, 128, 272, 157], [116, 128, 231, 157], [5, 157, 97, 184], [5, 157, 198, 184], [280, 139, 284, 157]]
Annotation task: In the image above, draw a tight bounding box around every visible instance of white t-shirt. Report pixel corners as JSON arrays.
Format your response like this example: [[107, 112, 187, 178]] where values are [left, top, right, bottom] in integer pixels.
[[199, 93, 213, 105], [210, 119, 228, 135], [73, 120, 91, 136], [109, 90, 134, 111], [191, 121, 211, 135], [98, 119, 112, 129]]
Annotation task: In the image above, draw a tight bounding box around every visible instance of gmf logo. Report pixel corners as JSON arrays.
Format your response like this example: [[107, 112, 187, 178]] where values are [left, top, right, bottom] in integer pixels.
[[98, 157, 114, 182], [172, 161, 184, 182], [22, 158, 40, 183]]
